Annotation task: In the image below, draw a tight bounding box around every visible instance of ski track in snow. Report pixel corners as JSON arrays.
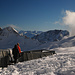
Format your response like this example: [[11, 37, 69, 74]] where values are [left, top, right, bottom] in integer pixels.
[[0, 47, 75, 75]]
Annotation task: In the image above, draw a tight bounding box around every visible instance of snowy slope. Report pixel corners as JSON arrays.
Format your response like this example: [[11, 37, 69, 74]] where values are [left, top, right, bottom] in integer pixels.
[[0, 26, 40, 51], [32, 30, 69, 43], [0, 47, 75, 75], [32, 35, 75, 50]]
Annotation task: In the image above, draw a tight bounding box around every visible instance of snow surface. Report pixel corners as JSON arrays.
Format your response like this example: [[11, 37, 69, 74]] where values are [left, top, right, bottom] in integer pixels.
[[0, 47, 75, 75]]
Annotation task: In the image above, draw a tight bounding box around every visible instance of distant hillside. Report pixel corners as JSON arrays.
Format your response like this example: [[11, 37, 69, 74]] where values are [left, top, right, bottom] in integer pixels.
[[19, 30, 42, 38], [32, 30, 69, 43]]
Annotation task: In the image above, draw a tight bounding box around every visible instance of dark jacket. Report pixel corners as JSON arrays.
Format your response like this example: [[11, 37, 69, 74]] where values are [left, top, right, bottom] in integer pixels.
[[12, 45, 19, 59]]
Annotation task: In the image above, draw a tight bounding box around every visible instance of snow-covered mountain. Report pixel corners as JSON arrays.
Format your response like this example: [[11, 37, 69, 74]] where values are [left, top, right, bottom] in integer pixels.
[[32, 30, 69, 43], [19, 30, 42, 38], [0, 26, 40, 51], [0, 26, 19, 36], [0, 26, 75, 51]]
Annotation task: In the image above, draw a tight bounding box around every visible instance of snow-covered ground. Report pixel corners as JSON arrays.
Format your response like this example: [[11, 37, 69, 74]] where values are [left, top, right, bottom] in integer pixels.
[[0, 47, 75, 75]]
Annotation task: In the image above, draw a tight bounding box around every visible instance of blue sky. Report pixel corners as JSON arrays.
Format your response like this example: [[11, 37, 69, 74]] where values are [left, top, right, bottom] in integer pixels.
[[0, 0, 75, 31]]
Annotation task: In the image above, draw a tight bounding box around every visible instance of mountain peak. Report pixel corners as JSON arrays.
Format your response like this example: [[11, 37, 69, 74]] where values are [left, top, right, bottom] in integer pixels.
[[0, 26, 19, 36], [5, 26, 18, 33]]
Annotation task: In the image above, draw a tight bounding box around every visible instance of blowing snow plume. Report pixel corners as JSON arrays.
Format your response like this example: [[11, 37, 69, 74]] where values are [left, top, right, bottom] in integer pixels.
[[63, 10, 75, 36]]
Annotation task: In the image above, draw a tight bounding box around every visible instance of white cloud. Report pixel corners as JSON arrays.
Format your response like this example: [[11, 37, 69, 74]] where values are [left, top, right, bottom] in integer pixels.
[[54, 10, 75, 36], [54, 21, 63, 25], [62, 10, 75, 36], [63, 10, 75, 26], [54, 21, 59, 24]]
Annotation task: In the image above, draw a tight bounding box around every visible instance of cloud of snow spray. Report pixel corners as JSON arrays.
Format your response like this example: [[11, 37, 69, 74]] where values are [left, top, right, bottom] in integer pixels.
[[63, 10, 75, 36]]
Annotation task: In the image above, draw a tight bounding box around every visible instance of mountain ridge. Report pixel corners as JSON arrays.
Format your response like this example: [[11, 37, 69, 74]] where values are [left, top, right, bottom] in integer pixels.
[[19, 30, 42, 38], [32, 30, 69, 43]]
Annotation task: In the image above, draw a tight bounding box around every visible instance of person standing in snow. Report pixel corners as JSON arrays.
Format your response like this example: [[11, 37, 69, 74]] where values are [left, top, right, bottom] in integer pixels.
[[12, 43, 21, 63]]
